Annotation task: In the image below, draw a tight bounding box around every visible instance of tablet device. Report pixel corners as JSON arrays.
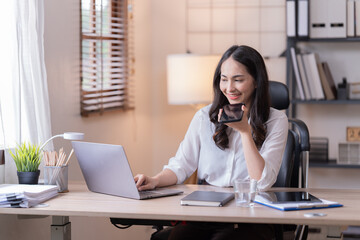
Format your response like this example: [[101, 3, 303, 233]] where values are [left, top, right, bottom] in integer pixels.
[[258, 191, 322, 204]]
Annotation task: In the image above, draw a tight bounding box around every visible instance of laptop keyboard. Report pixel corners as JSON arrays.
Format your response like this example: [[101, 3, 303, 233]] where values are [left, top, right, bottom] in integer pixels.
[[139, 188, 183, 199], [139, 190, 158, 197]]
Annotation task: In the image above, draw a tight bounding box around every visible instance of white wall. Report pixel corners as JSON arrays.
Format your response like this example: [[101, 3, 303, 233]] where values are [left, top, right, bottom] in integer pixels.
[[44, 0, 155, 182], [0, 1, 192, 239], [0, 0, 156, 239], [1, 0, 360, 239]]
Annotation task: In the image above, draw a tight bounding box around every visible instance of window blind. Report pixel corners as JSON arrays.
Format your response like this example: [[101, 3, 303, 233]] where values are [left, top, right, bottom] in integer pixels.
[[81, 0, 134, 116]]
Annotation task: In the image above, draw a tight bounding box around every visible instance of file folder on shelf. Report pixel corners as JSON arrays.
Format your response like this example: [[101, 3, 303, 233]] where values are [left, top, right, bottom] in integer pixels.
[[287, 0, 296, 37], [310, 0, 347, 38], [302, 52, 325, 99], [355, 0, 360, 36], [298, 0, 309, 37], [310, 0, 327, 38], [297, 53, 312, 99], [347, 0, 355, 37], [322, 62, 337, 99], [317, 62, 335, 100], [290, 47, 305, 100], [328, 0, 347, 38]]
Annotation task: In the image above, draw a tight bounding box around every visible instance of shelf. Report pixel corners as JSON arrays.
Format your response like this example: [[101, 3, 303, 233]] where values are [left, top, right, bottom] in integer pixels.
[[288, 37, 360, 42], [291, 99, 360, 104], [310, 160, 360, 169]]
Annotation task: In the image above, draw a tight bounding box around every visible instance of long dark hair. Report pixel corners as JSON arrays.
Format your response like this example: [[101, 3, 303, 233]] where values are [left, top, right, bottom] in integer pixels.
[[209, 45, 270, 150]]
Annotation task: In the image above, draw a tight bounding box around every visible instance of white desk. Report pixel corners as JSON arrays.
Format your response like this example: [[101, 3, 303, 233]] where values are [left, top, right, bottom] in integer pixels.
[[0, 183, 359, 239]]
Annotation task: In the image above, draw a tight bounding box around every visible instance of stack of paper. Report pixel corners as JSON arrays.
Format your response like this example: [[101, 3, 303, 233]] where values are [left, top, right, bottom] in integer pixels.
[[0, 184, 58, 208]]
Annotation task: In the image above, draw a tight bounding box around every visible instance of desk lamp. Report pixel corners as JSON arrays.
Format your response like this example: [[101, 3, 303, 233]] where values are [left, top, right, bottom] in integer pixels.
[[167, 54, 220, 107], [40, 132, 84, 150]]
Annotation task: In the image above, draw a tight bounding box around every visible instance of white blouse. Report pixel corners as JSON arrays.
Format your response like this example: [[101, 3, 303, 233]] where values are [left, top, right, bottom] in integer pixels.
[[163, 104, 288, 191]]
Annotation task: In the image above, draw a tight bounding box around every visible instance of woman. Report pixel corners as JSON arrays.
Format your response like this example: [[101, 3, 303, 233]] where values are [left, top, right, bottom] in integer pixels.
[[135, 45, 288, 239]]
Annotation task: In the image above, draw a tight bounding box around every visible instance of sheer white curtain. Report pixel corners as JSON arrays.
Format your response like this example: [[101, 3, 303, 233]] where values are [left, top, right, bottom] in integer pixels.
[[0, 0, 52, 183]]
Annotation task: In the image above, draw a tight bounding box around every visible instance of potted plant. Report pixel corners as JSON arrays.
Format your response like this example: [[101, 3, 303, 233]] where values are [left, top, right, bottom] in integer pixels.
[[9, 142, 42, 184]]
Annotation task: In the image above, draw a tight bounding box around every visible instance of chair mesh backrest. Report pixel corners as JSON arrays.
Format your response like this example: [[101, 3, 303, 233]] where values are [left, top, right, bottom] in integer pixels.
[[269, 81, 290, 110]]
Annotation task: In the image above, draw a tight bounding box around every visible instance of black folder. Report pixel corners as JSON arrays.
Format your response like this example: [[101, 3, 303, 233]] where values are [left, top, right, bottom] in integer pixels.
[[180, 191, 234, 207]]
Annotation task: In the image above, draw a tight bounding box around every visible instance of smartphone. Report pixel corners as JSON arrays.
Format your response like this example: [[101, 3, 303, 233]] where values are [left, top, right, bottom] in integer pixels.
[[219, 103, 245, 123]]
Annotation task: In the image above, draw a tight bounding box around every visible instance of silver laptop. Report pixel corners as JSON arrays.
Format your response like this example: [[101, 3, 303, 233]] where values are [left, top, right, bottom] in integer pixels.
[[71, 141, 183, 200]]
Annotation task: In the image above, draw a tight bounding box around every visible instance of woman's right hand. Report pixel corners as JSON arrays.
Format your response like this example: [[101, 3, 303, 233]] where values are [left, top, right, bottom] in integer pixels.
[[134, 169, 178, 191], [134, 174, 159, 191]]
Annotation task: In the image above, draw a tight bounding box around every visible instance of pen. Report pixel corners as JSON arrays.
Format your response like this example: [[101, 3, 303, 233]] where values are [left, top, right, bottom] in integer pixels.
[[64, 149, 74, 166]]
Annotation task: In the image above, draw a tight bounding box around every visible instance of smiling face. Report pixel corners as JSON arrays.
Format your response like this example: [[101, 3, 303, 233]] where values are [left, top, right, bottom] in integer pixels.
[[219, 57, 256, 106]]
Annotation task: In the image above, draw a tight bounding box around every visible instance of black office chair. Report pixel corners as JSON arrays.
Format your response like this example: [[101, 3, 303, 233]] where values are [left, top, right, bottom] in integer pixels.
[[111, 81, 311, 240], [269, 81, 310, 240], [270, 80, 310, 190]]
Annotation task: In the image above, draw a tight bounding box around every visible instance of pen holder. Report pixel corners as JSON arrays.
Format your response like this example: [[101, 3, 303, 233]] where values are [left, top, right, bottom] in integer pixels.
[[44, 165, 68, 193]]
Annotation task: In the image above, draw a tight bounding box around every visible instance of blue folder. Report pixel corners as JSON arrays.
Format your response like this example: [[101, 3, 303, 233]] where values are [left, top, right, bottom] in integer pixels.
[[254, 191, 343, 211]]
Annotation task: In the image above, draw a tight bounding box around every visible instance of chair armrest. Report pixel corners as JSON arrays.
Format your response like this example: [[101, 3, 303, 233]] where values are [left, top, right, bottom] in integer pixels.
[[289, 119, 310, 152]]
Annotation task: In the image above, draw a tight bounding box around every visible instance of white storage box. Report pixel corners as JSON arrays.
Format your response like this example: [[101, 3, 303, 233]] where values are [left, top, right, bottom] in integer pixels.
[[338, 143, 360, 164], [349, 82, 360, 100]]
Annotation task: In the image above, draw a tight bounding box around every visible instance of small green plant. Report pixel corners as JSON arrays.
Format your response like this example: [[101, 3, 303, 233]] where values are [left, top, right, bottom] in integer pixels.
[[9, 142, 42, 172]]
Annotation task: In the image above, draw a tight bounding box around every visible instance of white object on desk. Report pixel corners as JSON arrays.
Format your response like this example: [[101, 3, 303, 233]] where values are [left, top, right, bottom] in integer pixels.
[[0, 184, 58, 208], [304, 213, 327, 217]]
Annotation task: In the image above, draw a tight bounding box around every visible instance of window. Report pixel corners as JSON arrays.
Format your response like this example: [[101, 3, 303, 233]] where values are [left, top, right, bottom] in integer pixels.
[[0, 1, 52, 151], [81, 0, 134, 116]]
